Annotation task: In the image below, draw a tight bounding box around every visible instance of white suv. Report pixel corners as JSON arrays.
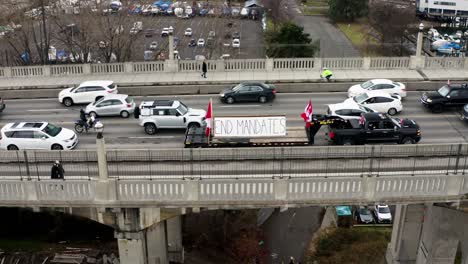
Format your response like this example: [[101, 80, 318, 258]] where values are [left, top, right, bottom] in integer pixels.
[[0, 122, 78, 150], [374, 205, 392, 223], [58, 80, 118, 107], [137, 100, 206, 135]]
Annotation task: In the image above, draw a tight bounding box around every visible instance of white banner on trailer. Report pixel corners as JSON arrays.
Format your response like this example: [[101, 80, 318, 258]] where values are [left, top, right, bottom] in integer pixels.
[[213, 116, 287, 138]]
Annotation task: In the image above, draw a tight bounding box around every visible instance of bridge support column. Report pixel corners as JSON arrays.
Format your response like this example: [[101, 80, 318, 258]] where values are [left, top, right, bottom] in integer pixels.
[[167, 215, 184, 262], [116, 221, 168, 264], [386, 204, 426, 264]]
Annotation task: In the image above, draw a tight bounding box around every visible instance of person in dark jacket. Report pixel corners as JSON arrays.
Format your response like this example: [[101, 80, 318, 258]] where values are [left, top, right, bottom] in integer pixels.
[[201, 60, 207, 78], [51, 160, 65, 179], [79, 109, 88, 132]]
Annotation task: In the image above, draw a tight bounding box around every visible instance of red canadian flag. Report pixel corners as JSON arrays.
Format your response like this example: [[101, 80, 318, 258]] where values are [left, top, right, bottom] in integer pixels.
[[205, 98, 213, 137], [300, 100, 313, 128]]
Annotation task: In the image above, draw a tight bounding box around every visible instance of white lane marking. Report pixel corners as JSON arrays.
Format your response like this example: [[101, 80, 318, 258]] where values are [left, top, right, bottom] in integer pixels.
[[219, 105, 262, 108], [28, 109, 69, 112], [128, 136, 176, 139]]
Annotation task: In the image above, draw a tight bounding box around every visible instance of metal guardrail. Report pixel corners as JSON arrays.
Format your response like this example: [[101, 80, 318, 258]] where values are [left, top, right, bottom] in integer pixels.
[[0, 144, 467, 180], [1, 56, 467, 78]]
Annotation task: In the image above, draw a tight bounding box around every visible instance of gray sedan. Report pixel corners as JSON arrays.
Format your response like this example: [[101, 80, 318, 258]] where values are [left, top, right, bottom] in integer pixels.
[[85, 94, 135, 118]]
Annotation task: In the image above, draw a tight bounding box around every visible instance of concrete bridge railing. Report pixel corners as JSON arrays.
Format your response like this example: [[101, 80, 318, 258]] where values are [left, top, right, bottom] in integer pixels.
[[0, 173, 466, 208], [1, 56, 467, 78]]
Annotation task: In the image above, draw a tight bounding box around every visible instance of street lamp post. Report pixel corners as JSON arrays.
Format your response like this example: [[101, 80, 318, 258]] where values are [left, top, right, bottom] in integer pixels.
[[416, 23, 424, 57], [95, 122, 108, 181]]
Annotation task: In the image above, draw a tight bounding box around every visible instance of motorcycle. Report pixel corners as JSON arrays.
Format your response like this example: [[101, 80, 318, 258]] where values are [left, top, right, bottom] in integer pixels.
[[74, 119, 102, 134]]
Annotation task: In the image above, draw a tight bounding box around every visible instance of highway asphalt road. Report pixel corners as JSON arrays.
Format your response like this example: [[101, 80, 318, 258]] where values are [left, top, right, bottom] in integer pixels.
[[1, 91, 468, 149]]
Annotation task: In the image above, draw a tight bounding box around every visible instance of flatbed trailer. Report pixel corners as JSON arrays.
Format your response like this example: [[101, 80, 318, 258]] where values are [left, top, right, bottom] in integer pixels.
[[184, 115, 348, 148]]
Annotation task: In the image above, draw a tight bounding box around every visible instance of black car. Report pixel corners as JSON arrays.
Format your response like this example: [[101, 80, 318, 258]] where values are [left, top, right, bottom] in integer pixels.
[[420, 83, 468, 113], [220, 82, 276, 104], [188, 39, 196, 47]]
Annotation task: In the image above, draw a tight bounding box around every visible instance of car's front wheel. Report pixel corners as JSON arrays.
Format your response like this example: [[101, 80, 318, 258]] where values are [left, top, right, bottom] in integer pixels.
[[63, 98, 73, 107], [401, 137, 415, 144], [144, 123, 157, 135], [225, 97, 235, 104], [51, 144, 63, 150]]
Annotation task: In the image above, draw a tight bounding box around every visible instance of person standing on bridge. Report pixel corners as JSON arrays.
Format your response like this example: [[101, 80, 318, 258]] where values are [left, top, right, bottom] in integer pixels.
[[51, 160, 65, 180], [201, 60, 207, 78], [320, 67, 333, 82]]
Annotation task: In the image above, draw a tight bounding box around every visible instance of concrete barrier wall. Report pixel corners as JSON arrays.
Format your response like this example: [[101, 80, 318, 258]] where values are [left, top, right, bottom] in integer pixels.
[[0, 81, 449, 99]]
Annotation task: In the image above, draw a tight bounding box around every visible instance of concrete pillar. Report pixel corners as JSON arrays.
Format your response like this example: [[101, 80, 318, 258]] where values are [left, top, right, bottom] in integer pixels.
[[118, 233, 147, 264], [386, 204, 425, 264], [416, 25, 424, 57], [146, 221, 168, 264], [265, 58, 274, 71], [124, 62, 134, 73], [314, 58, 322, 69], [3, 67, 12, 77], [410, 55, 425, 69], [166, 216, 182, 252], [168, 35, 174, 61], [43, 65, 51, 76], [82, 63, 91, 74], [274, 179, 288, 201], [362, 57, 371, 70], [96, 135, 108, 181]]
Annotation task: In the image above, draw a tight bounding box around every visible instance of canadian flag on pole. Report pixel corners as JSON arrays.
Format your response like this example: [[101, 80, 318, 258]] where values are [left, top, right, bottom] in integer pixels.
[[300, 100, 313, 128], [205, 98, 213, 137]]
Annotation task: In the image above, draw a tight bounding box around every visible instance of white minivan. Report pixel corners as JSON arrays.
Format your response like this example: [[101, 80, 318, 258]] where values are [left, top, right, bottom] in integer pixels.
[[0, 122, 78, 150], [58, 80, 118, 107]]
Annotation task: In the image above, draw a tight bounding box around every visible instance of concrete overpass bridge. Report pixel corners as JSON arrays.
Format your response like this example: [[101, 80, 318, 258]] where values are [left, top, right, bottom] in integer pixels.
[[0, 143, 468, 263]]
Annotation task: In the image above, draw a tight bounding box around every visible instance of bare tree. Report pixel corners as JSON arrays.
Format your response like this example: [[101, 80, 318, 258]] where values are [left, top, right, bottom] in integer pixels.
[[368, 2, 417, 52]]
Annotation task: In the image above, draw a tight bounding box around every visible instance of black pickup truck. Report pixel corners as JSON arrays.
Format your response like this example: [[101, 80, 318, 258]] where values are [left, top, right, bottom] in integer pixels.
[[311, 113, 421, 145]]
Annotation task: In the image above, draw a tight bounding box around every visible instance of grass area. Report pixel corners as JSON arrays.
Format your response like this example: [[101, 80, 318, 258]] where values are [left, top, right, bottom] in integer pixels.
[[301, 7, 328, 16], [336, 22, 381, 56], [305, 227, 392, 264], [301, 0, 328, 7]]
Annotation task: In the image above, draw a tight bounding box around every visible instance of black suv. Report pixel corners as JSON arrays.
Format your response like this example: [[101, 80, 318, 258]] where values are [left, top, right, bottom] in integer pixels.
[[420, 83, 468, 112]]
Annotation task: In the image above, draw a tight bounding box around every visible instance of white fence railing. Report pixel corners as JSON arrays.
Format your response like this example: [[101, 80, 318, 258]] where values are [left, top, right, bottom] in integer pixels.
[[0, 173, 465, 207], [3, 56, 466, 78]]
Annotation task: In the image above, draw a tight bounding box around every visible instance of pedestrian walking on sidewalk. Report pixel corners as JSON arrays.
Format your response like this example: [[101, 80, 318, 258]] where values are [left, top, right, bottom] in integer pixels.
[[320, 67, 333, 82], [201, 60, 207, 78], [51, 160, 65, 180], [288, 256, 295, 264]]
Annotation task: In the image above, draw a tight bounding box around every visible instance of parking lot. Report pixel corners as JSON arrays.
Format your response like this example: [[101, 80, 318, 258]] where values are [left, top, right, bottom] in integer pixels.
[[130, 15, 264, 60]]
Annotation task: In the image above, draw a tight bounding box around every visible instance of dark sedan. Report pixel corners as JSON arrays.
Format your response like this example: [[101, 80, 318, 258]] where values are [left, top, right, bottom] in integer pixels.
[[220, 82, 276, 104]]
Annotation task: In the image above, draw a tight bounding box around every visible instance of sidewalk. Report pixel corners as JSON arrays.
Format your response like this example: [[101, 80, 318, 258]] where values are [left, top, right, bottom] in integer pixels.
[[0, 68, 467, 90]]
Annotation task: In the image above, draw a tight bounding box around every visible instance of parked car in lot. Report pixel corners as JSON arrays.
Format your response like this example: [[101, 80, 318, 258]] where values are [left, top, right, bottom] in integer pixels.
[[344, 90, 402, 115], [220, 82, 276, 104], [232, 32, 240, 39], [0, 122, 78, 150], [59, 80, 118, 107], [420, 83, 468, 113], [184, 27, 192, 37], [197, 38, 205, 47], [355, 206, 374, 224], [208, 30, 216, 38], [188, 38, 196, 47], [327, 101, 374, 120], [85, 94, 135, 118], [374, 205, 392, 223], [149, 41, 158, 50], [232, 38, 240, 48], [137, 100, 206, 135], [348, 79, 407, 98], [161, 28, 169, 37]]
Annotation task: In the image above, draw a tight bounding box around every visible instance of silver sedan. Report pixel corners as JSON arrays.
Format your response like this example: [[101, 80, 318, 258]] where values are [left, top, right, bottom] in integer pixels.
[[85, 94, 135, 118]]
